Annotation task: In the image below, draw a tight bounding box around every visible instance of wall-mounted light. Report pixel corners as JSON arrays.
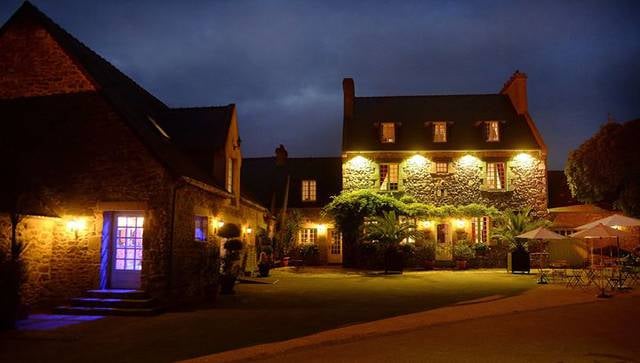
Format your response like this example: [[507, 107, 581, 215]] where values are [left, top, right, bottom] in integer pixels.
[[212, 219, 225, 233], [316, 224, 327, 234], [66, 218, 87, 238], [513, 152, 535, 167], [407, 154, 428, 169], [420, 220, 433, 229], [459, 154, 479, 168], [245, 226, 252, 234]]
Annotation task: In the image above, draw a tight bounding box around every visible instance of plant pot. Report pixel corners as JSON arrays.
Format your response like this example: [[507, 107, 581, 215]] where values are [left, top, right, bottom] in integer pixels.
[[258, 263, 270, 277], [424, 259, 435, 270], [220, 274, 237, 295], [456, 259, 468, 270], [509, 248, 530, 274], [282, 257, 290, 267]]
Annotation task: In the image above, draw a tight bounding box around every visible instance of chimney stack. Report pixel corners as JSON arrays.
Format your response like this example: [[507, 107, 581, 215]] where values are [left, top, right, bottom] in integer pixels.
[[500, 70, 528, 115], [275, 144, 288, 166], [343, 78, 355, 121]]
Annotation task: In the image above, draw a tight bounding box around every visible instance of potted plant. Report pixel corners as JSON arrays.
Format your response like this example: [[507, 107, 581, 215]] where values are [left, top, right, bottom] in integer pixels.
[[363, 211, 417, 274], [299, 243, 319, 266], [257, 246, 272, 277], [453, 241, 474, 270], [220, 239, 243, 294], [492, 208, 547, 274]]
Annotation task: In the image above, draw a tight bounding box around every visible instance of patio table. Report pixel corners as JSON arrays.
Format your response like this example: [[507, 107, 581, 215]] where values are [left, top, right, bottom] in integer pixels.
[[530, 252, 550, 284]]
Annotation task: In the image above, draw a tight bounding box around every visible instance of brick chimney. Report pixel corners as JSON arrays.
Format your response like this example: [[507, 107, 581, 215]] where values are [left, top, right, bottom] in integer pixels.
[[500, 70, 528, 115], [343, 78, 355, 120], [275, 144, 288, 166]]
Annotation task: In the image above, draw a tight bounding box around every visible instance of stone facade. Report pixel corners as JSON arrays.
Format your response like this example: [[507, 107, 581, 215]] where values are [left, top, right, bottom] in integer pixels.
[[0, 17, 95, 99], [343, 152, 547, 216]]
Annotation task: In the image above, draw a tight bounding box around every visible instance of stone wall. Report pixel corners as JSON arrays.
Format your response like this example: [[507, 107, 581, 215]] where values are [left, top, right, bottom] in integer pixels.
[[170, 185, 267, 303], [0, 17, 96, 99], [343, 153, 547, 215]]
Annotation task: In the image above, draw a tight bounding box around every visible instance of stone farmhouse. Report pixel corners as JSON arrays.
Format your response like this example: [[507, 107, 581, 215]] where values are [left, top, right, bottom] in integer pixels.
[[0, 2, 268, 312]]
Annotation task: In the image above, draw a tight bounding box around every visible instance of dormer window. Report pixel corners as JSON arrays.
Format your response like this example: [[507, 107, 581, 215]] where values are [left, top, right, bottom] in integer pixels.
[[380, 122, 395, 143], [302, 180, 317, 202], [433, 122, 447, 143], [486, 121, 500, 142]]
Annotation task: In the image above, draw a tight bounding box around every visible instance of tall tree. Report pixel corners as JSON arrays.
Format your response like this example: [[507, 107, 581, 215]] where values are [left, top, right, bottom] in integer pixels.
[[565, 119, 640, 216]]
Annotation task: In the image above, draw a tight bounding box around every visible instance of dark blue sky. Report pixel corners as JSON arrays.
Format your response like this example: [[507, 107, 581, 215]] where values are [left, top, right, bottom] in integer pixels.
[[2, 0, 639, 169]]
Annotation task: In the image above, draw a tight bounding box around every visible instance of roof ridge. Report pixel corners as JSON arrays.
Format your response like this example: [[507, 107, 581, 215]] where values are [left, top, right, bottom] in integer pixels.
[[355, 93, 501, 100], [170, 104, 234, 111]]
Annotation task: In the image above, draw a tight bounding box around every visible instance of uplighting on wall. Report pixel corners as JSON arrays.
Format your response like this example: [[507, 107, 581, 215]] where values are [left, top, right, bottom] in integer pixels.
[[458, 154, 479, 168], [513, 152, 535, 167], [420, 220, 433, 229], [316, 224, 327, 234], [406, 154, 428, 169], [454, 219, 467, 230], [66, 218, 87, 239], [347, 155, 369, 170]]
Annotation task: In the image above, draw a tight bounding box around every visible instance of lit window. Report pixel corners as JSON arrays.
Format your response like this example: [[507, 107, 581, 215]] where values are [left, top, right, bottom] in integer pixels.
[[486, 162, 506, 190], [380, 122, 396, 143], [330, 230, 342, 255], [433, 122, 447, 143], [486, 121, 500, 142], [115, 215, 144, 271], [435, 162, 448, 174], [299, 228, 318, 244], [379, 163, 399, 191], [302, 180, 317, 202], [194, 216, 208, 242], [226, 158, 234, 193], [471, 217, 490, 243]]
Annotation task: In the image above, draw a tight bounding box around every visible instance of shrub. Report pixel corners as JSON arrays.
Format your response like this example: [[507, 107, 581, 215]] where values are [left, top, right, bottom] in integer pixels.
[[453, 241, 475, 261], [218, 223, 241, 239], [298, 243, 319, 265], [415, 242, 436, 262]]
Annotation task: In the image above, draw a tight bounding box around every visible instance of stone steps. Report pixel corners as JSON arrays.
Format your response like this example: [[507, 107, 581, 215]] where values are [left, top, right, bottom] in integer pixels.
[[54, 289, 162, 316]]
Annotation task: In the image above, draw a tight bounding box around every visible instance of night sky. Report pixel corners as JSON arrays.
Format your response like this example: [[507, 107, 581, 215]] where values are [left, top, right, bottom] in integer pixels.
[[2, 1, 639, 170]]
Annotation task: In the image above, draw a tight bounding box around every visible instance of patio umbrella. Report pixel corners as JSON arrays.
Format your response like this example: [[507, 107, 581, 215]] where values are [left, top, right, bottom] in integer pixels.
[[516, 227, 567, 240], [570, 224, 630, 297], [576, 214, 640, 230], [517, 227, 566, 284]]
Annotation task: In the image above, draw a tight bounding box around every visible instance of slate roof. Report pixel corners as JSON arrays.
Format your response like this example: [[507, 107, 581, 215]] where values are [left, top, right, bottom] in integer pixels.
[[344, 93, 542, 152], [1, 2, 233, 192], [242, 157, 342, 210]]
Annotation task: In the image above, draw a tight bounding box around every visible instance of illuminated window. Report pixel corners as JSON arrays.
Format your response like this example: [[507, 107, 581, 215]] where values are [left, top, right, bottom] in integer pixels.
[[226, 158, 234, 193], [299, 228, 318, 244], [379, 163, 399, 191], [486, 121, 500, 142], [435, 162, 448, 174], [330, 230, 342, 255], [302, 180, 317, 202], [471, 217, 490, 243], [115, 216, 144, 271], [380, 122, 396, 143], [194, 216, 208, 242], [433, 122, 447, 143], [486, 162, 506, 190]]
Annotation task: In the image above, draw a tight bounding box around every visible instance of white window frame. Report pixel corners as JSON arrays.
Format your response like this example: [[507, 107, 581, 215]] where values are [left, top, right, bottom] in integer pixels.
[[380, 122, 396, 143], [226, 158, 234, 193], [301, 180, 317, 202], [194, 215, 208, 242], [379, 163, 399, 191], [486, 121, 500, 142], [486, 162, 506, 190], [299, 228, 318, 244], [433, 122, 447, 143]]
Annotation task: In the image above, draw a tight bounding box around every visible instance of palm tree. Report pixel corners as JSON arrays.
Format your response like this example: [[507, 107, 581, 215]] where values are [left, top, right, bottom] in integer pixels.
[[492, 207, 549, 250], [364, 211, 417, 273]]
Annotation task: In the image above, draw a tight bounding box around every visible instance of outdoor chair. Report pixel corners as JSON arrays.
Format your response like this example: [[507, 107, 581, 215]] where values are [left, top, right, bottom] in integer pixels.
[[565, 269, 585, 288]]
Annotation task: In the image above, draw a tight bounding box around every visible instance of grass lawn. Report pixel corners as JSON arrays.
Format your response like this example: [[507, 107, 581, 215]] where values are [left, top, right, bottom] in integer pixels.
[[0, 268, 537, 363]]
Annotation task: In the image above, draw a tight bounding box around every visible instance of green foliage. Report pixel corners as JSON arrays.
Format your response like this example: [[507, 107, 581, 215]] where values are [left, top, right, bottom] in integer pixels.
[[565, 119, 640, 216], [217, 223, 241, 239], [276, 210, 302, 257], [453, 241, 475, 260], [491, 207, 550, 250], [221, 239, 243, 275], [298, 243, 320, 265], [415, 242, 436, 261], [363, 211, 418, 273]]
